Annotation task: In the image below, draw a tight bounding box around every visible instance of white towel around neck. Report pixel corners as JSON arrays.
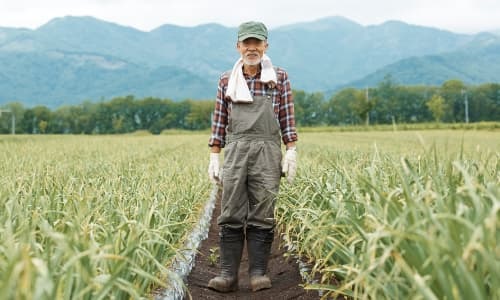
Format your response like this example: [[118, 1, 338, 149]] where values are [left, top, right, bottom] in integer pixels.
[[226, 54, 277, 103]]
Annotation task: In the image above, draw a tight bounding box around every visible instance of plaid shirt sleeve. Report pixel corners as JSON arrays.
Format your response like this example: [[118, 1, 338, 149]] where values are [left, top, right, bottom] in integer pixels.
[[278, 69, 298, 144], [208, 73, 229, 147]]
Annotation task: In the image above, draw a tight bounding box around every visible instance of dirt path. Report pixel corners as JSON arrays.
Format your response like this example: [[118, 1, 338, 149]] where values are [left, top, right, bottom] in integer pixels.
[[183, 188, 320, 300]]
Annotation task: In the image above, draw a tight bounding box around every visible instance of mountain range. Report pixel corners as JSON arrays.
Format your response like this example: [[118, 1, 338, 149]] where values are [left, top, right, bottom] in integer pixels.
[[1, 16, 500, 107]]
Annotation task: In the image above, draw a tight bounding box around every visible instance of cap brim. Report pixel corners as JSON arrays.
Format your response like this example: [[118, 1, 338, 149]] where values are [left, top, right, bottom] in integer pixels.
[[238, 33, 267, 41]]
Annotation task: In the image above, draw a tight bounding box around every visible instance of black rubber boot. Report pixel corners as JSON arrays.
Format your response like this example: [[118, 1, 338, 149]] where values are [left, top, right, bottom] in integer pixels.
[[207, 226, 244, 292], [246, 226, 274, 292]]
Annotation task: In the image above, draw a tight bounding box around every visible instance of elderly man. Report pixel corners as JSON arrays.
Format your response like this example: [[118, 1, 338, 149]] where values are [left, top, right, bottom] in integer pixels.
[[207, 21, 298, 293]]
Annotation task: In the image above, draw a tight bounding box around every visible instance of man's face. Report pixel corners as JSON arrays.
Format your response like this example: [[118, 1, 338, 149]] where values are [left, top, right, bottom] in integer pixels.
[[237, 38, 268, 66]]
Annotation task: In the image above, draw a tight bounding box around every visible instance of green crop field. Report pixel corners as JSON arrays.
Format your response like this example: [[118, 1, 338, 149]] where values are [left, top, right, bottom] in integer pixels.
[[0, 135, 211, 299], [277, 130, 499, 299], [0, 130, 498, 299]]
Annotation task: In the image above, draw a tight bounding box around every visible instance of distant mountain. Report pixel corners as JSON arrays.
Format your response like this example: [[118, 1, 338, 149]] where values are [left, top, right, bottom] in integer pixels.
[[1, 16, 500, 107], [342, 33, 500, 88], [270, 17, 478, 90], [0, 50, 212, 107]]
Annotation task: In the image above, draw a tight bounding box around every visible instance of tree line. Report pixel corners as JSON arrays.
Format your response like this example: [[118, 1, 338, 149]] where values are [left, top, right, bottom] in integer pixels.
[[1, 77, 499, 134]]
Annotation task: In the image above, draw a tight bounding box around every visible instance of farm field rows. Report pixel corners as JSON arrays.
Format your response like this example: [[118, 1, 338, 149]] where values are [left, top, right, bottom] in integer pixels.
[[0, 134, 211, 299], [277, 130, 499, 299], [1, 129, 498, 299]]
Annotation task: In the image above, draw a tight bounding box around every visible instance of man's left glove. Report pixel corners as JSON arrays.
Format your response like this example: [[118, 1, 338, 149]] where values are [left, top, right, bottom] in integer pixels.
[[208, 153, 220, 183], [281, 148, 297, 184]]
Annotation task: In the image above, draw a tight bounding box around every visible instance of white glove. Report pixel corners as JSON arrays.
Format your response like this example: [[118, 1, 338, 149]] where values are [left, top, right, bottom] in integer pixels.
[[208, 153, 220, 183], [281, 148, 297, 184]]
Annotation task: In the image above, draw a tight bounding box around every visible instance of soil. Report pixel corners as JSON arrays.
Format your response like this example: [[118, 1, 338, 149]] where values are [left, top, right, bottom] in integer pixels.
[[183, 188, 321, 300]]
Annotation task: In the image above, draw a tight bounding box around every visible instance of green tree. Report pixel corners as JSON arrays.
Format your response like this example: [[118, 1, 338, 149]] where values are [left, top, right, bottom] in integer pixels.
[[0, 102, 24, 134], [426, 95, 447, 122], [39, 120, 48, 133], [394, 86, 432, 123], [469, 83, 500, 122], [22, 106, 52, 134], [440, 79, 466, 122], [107, 96, 137, 133], [326, 88, 359, 125], [293, 91, 325, 126], [52, 105, 83, 133], [349, 88, 373, 125], [185, 100, 213, 130], [292, 90, 306, 125], [135, 97, 171, 133], [375, 74, 399, 124], [172, 101, 191, 129]]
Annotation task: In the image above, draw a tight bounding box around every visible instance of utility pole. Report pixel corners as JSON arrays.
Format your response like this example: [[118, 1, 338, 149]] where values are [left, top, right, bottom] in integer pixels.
[[461, 89, 469, 123], [365, 87, 370, 126], [0, 109, 15, 134]]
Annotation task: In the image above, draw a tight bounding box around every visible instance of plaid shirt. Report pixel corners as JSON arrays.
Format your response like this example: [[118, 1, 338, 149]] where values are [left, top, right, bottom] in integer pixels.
[[208, 66, 298, 148]]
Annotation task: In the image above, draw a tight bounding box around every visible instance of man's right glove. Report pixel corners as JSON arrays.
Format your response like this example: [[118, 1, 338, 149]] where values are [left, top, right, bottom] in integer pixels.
[[281, 148, 297, 184], [208, 153, 220, 183]]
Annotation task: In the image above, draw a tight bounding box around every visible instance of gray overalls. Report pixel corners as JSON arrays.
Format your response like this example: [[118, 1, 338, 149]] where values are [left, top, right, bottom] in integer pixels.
[[219, 89, 282, 230]]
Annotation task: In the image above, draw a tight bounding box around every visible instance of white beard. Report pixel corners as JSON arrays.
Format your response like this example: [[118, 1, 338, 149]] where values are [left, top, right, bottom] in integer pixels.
[[242, 56, 261, 66]]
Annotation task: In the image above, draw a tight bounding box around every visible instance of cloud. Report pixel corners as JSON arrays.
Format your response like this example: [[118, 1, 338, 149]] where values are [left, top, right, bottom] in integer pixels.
[[0, 0, 499, 33]]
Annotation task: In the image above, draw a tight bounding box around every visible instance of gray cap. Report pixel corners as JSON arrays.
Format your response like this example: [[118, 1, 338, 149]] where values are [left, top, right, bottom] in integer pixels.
[[238, 21, 268, 41]]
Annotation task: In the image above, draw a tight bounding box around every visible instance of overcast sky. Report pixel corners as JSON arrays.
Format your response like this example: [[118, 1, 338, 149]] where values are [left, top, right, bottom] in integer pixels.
[[1, 0, 499, 34]]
